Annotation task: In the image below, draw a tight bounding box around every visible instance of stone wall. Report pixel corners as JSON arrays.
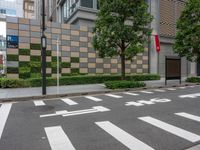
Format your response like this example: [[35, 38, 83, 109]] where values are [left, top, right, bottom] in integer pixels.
[[6, 16, 149, 78]]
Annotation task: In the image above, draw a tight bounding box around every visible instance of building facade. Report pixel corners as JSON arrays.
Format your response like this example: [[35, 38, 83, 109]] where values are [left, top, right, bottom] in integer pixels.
[[23, 0, 40, 20]]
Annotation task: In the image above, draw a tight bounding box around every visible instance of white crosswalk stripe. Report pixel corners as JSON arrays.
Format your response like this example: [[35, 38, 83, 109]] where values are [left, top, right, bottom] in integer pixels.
[[167, 88, 176, 91], [105, 94, 122, 98], [95, 121, 155, 150], [179, 87, 186, 89], [154, 89, 165, 92], [124, 92, 139, 96], [140, 91, 153, 94], [0, 103, 12, 139], [45, 126, 76, 150], [61, 98, 78, 105], [139, 116, 200, 143], [84, 96, 102, 102], [175, 112, 200, 122], [33, 100, 45, 106]]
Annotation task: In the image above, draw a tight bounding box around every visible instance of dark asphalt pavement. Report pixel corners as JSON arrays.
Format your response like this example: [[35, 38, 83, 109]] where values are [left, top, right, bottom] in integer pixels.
[[0, 85, 200, 150]]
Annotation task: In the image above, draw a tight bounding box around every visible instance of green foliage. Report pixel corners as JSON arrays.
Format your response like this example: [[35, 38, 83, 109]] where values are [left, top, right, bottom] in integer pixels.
[[30, 56, 41, 62], [19, 67, 30, 73], [71, 57, 79, 63], [52, 56, 61, 62], [30, 61, 41, 68], [31, 73, 41, 78], [104, 80, 146, 89], [7, 55, 18, 61], [19, 62, 30, 67], [173, 0, 200, 63], [46, 50, 52, 56], [0, 78, 28, 88], [19, 49, 30, 55], [46, 62, 52, 68], [71, 68, 79, 74], [31, 67, 41, 73], [61, 62, 71, 68], [7, 67, 18, 73], [30, 43, 41, 50], [19, 73, 30, 79], [186, 77, 200, 83], [93, 0, 153, 79]]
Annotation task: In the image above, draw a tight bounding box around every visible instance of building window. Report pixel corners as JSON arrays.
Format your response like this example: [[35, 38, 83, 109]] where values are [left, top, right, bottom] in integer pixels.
[[80, 0, 93, 8], [0, 9, 6, 14]]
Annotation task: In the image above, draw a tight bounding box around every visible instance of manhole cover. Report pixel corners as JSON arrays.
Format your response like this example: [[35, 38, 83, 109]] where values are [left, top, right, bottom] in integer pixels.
[[22, 105, 55, 113]]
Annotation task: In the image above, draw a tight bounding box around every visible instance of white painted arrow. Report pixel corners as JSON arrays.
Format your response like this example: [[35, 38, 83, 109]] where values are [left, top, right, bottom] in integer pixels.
[[40, 106, 110, 118], [179, 93, 200, 98]]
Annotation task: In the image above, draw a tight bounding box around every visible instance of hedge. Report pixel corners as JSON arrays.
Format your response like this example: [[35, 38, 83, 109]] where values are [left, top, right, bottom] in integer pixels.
[[19, 49, 30, 55], [71, 57, 79, 63], [30, 43, 41, 50], [7, 55, 18, 61], [105, 80, 146, 89], [0, 74, 160, 88], [186, 77, 200, 83], [7, 67, 18, 74]]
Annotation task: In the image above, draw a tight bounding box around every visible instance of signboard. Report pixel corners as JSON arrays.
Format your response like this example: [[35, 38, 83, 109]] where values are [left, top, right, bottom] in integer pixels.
[[0, 55, 3, 64], [7, 35, 18, 48], [155, 35, 160, 53], [165, 56, 181, 85]]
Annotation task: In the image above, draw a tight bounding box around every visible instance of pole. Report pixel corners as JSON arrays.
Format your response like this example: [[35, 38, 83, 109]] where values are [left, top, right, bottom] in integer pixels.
[[56, 37, 60, 94], [41, 0, 47, 95]]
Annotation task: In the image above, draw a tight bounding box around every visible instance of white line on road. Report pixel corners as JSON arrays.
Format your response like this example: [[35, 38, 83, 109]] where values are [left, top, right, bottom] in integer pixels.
[[61, 98, 78, 105], [175, 112, 200, 122], [0, 103, 12, 139], [139, 116, 200, 143], [33, 100, 45, 106], [95, 121, 155, 150], [179, 93, 200, 98], [84, 96, 102, 102], [179, 87, 186, 89], [167, 88, 176, 91], [105, 94, 122, 98], [140, 91, 153, 94], [124, 92, 139, 96], [45, 126, 76, 150], [154, 89, 165, 92]]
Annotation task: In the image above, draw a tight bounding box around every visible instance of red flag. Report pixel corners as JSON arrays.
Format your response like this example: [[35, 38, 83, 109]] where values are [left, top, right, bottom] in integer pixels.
[[0, 55, 3, 64], [155, 35, 160, 53]]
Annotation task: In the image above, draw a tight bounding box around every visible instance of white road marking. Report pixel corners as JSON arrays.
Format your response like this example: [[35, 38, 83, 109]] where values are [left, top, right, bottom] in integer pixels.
[[124, 92, 139, 96], [179, 87, 186, 89], [95, 121, 155, 150], [84, 96, 102, 102], [98, 84, 106, 87], [45, 126, 76, 150], [140, 91, 153, 94], [175, 112, 200, 122], [154, 89, 165, 92], [0, 103, 12, 139], [126, 101, 144, 106], [40, 106, 110, 118], [167, 88, 176, 91], [179, 93, 200, 98], [105, 94, 122, 98], [34, 100, 45, 106], [139, 116, 200, 143], [61, 98, 78, 105], [189, 86, 195, 88]]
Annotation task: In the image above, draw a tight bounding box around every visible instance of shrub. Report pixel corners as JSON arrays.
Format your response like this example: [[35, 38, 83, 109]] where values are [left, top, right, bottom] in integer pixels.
[[0, 78, 29, 88], [186, 77, 200, 83], [61, 62, 70, 68], [7, 55, 18, 61], [105, 80, 146, 89], [19, 49, 30, 55], [30, 62, 41, 68], [71, 68, 79, 74], [30, 56, 41, 61], [7, 67, 18, 74], [19, 73, 30, 79], [30, 43, 41, 50], [19, 62, 30, 67], [71, 57, 79, 63], [46, 50, 52, 56]]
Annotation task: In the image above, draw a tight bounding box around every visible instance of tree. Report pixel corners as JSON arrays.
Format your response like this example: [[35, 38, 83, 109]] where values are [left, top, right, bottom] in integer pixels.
[[173, 0, 200, 63], [93, 0, 153, 80]]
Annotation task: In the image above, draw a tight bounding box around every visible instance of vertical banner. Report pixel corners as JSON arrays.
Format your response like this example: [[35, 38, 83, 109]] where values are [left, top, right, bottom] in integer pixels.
[[155, 35, 160, 53]]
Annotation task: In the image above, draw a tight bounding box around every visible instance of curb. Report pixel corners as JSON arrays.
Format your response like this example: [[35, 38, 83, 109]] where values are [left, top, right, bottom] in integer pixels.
[[185, 144, 200, 150], [0, 83, 199, 103]]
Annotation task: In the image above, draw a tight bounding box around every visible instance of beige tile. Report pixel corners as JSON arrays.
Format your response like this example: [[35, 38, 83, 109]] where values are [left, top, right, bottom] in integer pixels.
[[80, 68, 88, 73], [47, 45, 52, 50], [104, 64, 111, 68], [71, 52, 79, 57], [46, 56, 52, 62], [88, 42, 93, 48], [96, 68, 103, 73], [143, 64, 148, 69], [80, 37, 88, 42], [131, 64, 137, 68], [137, 69, 143, 73], [80, 47, 88, 52], [7, 74, 19, 78], [111, 59, 118, 64], [62, 46, 70, 51], [19, 55, 30, 61], [88, 32, 93, 37], [125, 60, 131, 64], [52, 51, 61, 56], [80, 26, 88, 31], [61, 35, 70, 40], [52, 28, 61, 34], [118, 64, 121, 68], [71, 63, 79, 68], [71, 30, 79, 36], [88, 63, 96, 68], [7, 23, 18, 30], [46, 68, 52, 74], [80, 58, 88, 63], [31, 50, 41, 56], [19, 43, 30, 49], [19, 31, 30, 37], [62, 68, 70, 73], [71, 41, 79, 47], [61, 24, 70, 29], [111, 69, 118, 74], [88, 53, 96, 58], [52, 40, 57, 45], [137, 60, 143, 65], [46, 22, 51, 27], [96, 58, 103, 63], [137, 53, 143, 56], [125, 69, 131, 73], [46, 33, 51, 39], [61, 57, 70, 62], [143, 56, 148, 60], [19, 18, 29, 24], [7, 48, 18, 55], [31, 26, 40, 32], [31, 38, 40, 44]]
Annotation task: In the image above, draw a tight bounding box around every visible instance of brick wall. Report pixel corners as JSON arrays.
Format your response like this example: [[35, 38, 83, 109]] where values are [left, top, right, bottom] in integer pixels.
[[6, 16, 149, 79]]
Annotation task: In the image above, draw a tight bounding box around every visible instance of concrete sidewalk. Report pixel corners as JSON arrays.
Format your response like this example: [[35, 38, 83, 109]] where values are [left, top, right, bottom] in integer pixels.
[[0, 78, 195, 101]]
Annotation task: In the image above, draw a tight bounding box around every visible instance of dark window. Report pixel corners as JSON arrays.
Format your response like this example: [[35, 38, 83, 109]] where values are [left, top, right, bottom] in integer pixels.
[[80, 0, 93, 8], [0, 9, 6, 14]]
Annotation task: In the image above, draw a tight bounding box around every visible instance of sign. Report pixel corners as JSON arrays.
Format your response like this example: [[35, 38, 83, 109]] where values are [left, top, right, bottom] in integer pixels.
[[155, 35, 160, 53], [7, 35, 18, 48], [0, 55, 3, 64], [165, 56, 181, 85]]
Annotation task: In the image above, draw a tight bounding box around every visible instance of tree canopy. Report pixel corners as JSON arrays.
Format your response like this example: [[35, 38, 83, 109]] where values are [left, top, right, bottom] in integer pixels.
[[173, 0, 200, 63], [93, 0, 153, 79]]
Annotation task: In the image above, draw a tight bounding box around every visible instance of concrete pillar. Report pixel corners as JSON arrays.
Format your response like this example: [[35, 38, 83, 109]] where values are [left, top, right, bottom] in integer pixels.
[[149, 0, 160, 74]]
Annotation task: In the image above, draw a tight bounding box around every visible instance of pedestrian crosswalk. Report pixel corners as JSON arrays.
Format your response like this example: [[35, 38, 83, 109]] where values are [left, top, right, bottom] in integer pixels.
[[42, 112, 200, 150]]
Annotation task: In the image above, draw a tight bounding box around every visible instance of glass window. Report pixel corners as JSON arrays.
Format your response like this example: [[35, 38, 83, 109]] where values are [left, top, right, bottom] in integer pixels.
[[81, 0, 93, 8]]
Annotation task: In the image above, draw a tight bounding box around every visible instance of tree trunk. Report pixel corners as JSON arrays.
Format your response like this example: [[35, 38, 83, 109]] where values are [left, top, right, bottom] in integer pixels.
[[121, 53, 125, 80]]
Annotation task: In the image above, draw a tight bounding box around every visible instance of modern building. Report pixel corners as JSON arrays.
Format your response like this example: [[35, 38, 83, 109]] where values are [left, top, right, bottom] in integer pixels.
[[23, 0, 40, 20], [0, 0, 23, 18]]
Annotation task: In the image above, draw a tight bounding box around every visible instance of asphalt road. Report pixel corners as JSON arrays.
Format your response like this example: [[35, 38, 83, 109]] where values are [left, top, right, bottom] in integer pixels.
[[0, 85, 200, 150]]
